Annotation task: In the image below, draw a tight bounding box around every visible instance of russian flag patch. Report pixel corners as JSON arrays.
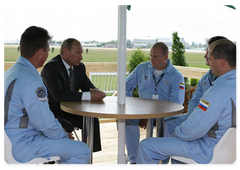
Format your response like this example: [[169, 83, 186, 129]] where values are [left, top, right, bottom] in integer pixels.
[[179, 83, 184, 89], [198, 98, 210, 111]]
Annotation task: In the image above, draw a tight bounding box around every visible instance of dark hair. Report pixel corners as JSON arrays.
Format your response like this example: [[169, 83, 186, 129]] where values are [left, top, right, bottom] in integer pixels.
[[151, 42, 169, 56], [20, 26, 52, 58], [211, 40, 236, 67], [207, 36, 227, 46], [60, 38, 80, 55]]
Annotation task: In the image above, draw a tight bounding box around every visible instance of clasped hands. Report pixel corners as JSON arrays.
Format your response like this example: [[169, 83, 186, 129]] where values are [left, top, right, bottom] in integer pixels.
[[90, 88, 106, 100]]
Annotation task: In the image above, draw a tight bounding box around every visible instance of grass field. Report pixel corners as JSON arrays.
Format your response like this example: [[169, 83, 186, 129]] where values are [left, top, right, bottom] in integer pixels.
[[4, 45, 208, 69]]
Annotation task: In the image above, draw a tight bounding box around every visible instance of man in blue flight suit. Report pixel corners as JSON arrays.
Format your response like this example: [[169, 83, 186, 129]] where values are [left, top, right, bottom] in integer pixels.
[[163, 36, 227, 164], [125, 42, 185, 164], [136, 39, 236, 164], [4, 26, 90, 164], [164, 36, 227, 138]]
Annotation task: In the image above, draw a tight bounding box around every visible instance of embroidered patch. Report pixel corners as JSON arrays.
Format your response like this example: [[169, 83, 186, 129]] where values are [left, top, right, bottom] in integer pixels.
[[198, 98, 210, 111], [179, 83, 184, 89], [36, 87, 47, 102], [143, 75, 149, 79], [164, 81, 170, 85]]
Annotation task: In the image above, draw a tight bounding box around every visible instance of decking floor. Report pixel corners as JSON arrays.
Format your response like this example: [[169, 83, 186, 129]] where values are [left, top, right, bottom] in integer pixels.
[[74, 122, 156, 164]]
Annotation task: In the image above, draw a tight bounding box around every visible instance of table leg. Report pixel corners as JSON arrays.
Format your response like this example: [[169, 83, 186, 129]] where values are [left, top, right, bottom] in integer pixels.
[[160, 118, 164, 137], [147, 118, 164, 138], [156, 118, 161, 137], [86, 116, 94, 164], [155, 118, 164, 137], [82, 116, 86, 142], [146, 119, 153, 138], [117, 119, 127, 164], [157, 118, 165, 164]]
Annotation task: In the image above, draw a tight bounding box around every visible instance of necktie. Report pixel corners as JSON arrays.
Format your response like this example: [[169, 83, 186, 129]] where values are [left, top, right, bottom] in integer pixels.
[[69, 67, 75, 91]]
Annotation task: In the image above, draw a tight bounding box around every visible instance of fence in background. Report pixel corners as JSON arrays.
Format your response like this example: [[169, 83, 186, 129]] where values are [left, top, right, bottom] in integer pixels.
[[4, 62, 208, 94], [89, 72, 118, 95]]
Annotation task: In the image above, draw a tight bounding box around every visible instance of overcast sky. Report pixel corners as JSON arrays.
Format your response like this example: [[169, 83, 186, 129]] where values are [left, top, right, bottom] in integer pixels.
[[3, 1, 238, 44]]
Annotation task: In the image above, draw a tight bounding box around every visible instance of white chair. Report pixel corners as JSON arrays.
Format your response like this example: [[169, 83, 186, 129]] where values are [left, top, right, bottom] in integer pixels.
[[171, 128, 236, 164], [4, 131, 61, 164]]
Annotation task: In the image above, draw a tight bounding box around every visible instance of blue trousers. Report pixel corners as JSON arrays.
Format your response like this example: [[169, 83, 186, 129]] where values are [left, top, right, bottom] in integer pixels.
[[12, 134, 90, 164], [136, 137, 195, 164], [125, 119, 154, 164]]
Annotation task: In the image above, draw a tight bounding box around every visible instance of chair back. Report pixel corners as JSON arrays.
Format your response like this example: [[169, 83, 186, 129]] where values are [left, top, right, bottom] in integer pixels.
[[209, 128, 236, 164], [4, 131, 19, 163], [171, 127, 236, 164], [5, 130, 61, 164]]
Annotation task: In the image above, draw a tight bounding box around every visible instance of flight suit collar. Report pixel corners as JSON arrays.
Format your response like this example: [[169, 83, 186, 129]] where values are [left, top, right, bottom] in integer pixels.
[[17, 56, 39, 75], [212, 69, 236, 86]]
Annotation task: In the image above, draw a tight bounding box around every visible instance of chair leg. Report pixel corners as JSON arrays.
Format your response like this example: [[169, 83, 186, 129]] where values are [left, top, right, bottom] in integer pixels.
[[73, 129, 80, 141]]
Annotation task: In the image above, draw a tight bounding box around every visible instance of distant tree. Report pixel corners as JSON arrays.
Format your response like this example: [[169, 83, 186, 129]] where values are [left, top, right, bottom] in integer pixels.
[[172, 32, 189, 89], [172, 32, 187, 66], [128, 48, 149, 97], [100, 42, 107, 46], [128, 47, 148, 73], [108, 40, 118, 44], [127, 39, 132, 47]]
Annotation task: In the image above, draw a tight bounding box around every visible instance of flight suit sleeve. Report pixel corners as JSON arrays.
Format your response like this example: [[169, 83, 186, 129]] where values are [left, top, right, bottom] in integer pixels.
[[169, 73, 185, 105], [173, 92, 223, 141], [187, 79, 204, 115], [21, 82, 68, 139], [126, 67, 139, 97]]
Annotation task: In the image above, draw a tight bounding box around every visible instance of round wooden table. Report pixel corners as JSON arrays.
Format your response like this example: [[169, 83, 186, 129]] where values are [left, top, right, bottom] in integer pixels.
[[61, 96, 184, 164]]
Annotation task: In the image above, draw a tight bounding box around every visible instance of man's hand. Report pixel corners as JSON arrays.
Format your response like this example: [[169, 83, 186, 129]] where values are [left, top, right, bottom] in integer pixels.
[[68, 133, 75, 140], [138, 119, 147, 129], [90, 88, 106, 101]]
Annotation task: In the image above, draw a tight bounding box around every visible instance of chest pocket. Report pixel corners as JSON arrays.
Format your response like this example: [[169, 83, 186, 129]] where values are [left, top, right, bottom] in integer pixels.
[[202, 81, 210, 94], [139, 75, 153, 93]]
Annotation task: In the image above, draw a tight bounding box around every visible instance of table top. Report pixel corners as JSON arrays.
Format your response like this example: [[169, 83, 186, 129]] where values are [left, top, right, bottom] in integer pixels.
[[60, 96, 184, 119]]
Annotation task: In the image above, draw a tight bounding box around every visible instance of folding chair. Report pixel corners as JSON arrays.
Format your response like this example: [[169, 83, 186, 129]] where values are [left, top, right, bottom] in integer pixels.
[[4, 131, 61, 164], [171, 128, 236, 164]]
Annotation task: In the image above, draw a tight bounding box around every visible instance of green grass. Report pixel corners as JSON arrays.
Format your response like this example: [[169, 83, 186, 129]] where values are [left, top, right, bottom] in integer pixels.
[[4, 45, 208, 96], [4, 45, 207, 68]]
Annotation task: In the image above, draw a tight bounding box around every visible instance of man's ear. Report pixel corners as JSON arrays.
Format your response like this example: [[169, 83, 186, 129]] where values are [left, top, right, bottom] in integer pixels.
[[165, 54, 168, 60], [219, 58, 226, 68], [36, 49, 44, 58], [63, 48, 69, 55]]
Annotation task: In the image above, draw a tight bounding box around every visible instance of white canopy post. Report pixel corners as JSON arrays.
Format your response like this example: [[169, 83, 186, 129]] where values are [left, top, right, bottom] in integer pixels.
[[117, 5, 127, 164], [117, 5, 127, 105]]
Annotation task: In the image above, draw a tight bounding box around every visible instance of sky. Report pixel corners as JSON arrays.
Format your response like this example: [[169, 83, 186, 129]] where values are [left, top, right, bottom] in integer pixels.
[[3, 0, 238, 45]]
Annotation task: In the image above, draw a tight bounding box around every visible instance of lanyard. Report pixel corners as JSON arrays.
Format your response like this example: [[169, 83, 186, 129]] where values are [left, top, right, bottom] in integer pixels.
[[152, 72, 165, 95]]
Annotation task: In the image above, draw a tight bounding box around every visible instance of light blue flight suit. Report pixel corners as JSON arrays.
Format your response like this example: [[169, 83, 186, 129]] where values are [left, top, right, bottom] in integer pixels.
[[125, 59, 185, 163], [4, 56, 90, 164], [137, 70, 236, 164], [164, 70, 217, 137]]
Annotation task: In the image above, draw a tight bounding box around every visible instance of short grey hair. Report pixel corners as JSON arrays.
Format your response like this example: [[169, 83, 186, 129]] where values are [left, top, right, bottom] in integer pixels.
[[151, 42, 169, 55], [60, 38, 80, 55]]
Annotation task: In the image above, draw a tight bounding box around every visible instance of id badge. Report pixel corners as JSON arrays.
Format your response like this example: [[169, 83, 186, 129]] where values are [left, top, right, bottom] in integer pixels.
[[152, 94, 158, 100]]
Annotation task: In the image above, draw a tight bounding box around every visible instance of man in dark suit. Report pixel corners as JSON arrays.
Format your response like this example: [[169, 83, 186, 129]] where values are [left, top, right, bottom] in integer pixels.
[[41, 38, 106, 152]]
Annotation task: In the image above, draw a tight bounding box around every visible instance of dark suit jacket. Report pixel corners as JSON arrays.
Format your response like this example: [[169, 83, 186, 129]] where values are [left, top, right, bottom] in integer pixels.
[[41, 55, 95, 118]]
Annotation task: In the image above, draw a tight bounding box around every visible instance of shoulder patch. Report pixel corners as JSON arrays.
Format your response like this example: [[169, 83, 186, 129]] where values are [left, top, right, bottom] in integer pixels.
[[36, 87, 47, 102], [198, 98, 210, 111], [179, 83, 184, 89]]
